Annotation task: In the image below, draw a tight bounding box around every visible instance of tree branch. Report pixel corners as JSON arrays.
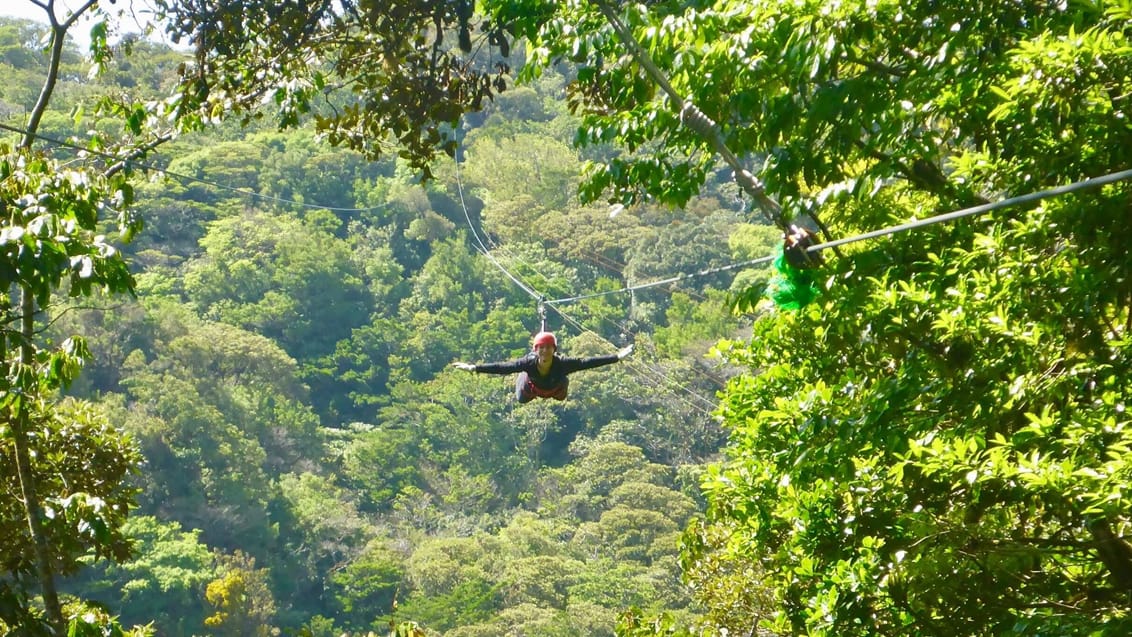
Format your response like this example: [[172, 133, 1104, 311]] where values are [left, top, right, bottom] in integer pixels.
[[60, 0, 100, 31], [105, 131, 174, 178], [842, 53, 908, 78]]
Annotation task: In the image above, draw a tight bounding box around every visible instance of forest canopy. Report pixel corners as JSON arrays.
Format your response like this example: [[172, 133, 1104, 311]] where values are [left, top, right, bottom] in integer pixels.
[[2, 0, 1132, 636]]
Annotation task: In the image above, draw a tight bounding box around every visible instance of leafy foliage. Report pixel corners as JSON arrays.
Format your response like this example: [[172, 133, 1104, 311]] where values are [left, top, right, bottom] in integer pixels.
[[70, 515, 217, 631], [152, 0, 514, 179], [0, 7, 153, 622], [204, 552, 277, 636], [1, 398, 141, 574], [645, 1, 1132, 635]]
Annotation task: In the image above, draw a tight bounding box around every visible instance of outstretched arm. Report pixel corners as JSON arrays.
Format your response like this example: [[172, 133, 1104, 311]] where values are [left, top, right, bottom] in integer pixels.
[[560, 346, 631, 373], [453, 355, 532, 375]]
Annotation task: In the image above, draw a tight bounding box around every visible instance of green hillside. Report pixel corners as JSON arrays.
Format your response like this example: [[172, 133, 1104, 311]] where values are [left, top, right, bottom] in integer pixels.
[[5, 2, 1132, 636]]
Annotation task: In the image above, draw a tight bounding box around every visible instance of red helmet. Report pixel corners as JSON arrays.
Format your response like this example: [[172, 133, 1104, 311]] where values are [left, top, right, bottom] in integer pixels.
[[532, 331, 557, 348]]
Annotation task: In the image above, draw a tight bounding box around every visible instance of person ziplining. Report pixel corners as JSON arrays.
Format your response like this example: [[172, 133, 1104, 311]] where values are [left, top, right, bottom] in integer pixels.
[[452, 331, 634, 403]]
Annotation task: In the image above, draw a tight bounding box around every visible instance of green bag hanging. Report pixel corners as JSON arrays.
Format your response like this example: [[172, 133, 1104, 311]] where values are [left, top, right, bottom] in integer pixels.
[[766, 244, 820, 310]]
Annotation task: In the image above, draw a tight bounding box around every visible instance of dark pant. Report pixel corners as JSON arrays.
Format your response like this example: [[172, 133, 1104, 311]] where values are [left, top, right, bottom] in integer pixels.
[[516, 372, 568, 403]]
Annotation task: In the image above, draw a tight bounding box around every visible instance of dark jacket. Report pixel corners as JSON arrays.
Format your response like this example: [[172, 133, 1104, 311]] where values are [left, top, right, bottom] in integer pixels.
[[473, 352, 620, 391]]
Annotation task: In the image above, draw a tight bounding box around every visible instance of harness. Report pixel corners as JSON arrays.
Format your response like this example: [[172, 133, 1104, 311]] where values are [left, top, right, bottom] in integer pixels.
[[525, 380, 563, 397]]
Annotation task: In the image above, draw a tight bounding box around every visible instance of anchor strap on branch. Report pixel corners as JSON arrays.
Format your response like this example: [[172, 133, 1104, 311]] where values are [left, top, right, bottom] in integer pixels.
[[593, 0, 785, 230]]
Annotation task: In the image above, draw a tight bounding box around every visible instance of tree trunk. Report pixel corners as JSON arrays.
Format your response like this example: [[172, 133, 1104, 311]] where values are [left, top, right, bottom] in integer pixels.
[[14, 19, 77, 632], [24, 25, 67, 148], [1088, 518, 1132, 593], [12, 6, 111, 632], [13, 288, 64, 630]]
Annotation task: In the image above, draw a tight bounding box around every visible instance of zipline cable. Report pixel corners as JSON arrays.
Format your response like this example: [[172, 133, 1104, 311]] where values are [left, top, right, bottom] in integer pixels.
[[452, 150, 543, 302], [801, 166, 1132, 255], [546, 254, 776, 307], [452, 155, 724, 411], [544, 165, 1132, 308], [560, 302, 727, 391], [452, 150, 493, 257]]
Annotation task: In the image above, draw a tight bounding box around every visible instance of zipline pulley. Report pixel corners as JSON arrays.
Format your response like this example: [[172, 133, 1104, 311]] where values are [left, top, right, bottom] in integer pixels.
[[783, 223, 823, 270]]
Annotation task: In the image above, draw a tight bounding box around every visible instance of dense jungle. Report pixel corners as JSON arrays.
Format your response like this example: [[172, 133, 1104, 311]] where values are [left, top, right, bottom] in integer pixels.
[[3, 1, 1132, 636]]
